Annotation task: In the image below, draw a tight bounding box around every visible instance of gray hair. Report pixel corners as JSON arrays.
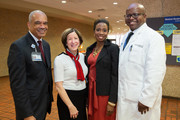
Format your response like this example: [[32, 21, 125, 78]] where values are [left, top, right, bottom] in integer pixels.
[[28, 10, 46, 22]]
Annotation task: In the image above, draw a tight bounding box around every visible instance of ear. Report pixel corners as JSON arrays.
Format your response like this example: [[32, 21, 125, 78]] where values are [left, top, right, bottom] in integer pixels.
[[27, 22, 30, 29], [143, 14, 147, 19], [143, 14, 147, 22]]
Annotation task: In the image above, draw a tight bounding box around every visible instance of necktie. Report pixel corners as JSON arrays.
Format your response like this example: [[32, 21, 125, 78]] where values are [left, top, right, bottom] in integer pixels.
[[123, 32, 134, 50], [37, 41, 46, 62]]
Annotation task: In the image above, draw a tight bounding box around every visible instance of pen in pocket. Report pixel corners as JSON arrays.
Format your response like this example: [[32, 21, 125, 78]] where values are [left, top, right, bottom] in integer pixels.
[[130, 45, 133, 51]]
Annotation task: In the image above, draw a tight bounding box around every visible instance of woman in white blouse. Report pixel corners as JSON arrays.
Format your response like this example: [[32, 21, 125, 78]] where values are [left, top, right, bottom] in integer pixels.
[[54, 28, 88, 120]]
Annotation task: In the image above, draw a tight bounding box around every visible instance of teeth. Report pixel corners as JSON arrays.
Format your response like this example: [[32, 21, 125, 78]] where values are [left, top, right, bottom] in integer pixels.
[[71, 45, 77, 47], [38, 29, 46, 33], [130, 21, 136, 24]]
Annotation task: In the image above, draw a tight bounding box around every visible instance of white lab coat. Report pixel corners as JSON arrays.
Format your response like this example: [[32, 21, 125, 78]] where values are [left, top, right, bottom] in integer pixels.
[[116, 23, 166, 120]]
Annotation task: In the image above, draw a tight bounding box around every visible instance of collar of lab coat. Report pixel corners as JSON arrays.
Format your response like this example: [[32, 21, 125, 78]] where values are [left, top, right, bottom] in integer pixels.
[[121, 23, 147, 51]]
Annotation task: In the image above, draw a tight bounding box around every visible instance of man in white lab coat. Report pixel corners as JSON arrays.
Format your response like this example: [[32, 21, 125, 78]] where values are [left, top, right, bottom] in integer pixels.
[[116, 3, 166, 120]]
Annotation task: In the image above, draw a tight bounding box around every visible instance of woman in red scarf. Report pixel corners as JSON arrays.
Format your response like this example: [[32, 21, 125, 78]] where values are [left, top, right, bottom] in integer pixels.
[[54, 28, 88, 120], [85, 19, 119, 120]]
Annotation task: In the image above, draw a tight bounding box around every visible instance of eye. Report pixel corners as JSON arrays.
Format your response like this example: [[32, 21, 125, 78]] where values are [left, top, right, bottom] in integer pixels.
[[96, 28, 101, 32], [43, 22, 48, 25], [67, 38, 72, 41], [132, 13, 139, 17], [34, 21, 41, 25], [103, 29, 107, 32]]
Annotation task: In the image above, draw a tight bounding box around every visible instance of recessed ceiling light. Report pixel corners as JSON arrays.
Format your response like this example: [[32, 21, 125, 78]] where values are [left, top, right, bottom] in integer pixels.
[[105, 17, 109, 19], [61, 1, 66, 3], [118, 28, 120, 29], [88, 10, 92, 13], [113, 2, 118, 5], [116, 21, 120, 23]]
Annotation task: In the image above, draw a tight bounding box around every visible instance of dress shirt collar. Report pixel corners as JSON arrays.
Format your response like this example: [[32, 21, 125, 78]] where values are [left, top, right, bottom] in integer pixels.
[[28, 31, 42, 46]]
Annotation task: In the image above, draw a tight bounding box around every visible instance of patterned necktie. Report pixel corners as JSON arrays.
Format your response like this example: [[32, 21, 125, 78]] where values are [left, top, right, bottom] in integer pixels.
[[123, 32, 134, 50], [37, 41, 46, 62]]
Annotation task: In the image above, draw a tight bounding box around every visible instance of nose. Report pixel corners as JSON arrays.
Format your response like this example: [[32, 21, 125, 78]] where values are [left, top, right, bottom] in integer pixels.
[[40, 23, 46, 28], [39, 22, 48, 28], [129, 15, 135, 20], [71, 39, 76, 43], [99, 30, 104, 34]]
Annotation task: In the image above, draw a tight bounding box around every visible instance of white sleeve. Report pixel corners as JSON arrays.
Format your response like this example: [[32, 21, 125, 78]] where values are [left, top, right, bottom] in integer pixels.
[[54, 56, 64, 82], [139, 33, 166, 108]]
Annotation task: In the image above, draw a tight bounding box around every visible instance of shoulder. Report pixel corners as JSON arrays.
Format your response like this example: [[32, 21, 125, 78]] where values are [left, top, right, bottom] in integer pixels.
[[54, 52, 68, 64], [139, 25, 165, 46], [42, 39, 49, 44], [87, 42, 96, 51], [10, 34, 28, 50], [55, 52, 67, 60], [79, 53, 85, 56], [143, 24, 161, 36], [42, 39, 50, 47], [79, 53, 85, 59], [110, 42, 119, 48], [14, 34, 27, 43], [106, 39, 119, 50], [144, 26, 164, 41]]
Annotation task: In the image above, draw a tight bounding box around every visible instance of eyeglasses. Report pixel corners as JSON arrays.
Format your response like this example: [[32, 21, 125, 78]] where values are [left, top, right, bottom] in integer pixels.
[[124, 13, 145, 19]]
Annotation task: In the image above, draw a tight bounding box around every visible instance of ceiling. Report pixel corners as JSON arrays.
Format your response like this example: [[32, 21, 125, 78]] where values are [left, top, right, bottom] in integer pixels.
[[24, 0, 130, 34], [0, 0, 179, 35]]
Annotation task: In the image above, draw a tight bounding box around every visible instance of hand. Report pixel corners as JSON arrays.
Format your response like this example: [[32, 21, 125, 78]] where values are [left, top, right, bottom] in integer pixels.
[[24, 116, 36, 120], [106, 104, 115, 116], [68, 105, 79, 119], [138, 101, 149, 114]]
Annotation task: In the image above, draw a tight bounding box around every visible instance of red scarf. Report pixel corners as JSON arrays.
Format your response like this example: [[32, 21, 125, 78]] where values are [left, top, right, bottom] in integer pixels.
[[66, 50, 85, 81]]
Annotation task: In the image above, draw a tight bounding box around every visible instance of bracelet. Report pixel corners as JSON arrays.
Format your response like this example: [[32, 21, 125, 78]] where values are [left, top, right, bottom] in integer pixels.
[[108, 102, 116, 107]]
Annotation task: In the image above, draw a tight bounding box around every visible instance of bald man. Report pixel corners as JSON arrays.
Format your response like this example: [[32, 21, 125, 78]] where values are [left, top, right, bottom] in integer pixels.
[[116, 3, 166, 120], [8, 10, 53, 120]]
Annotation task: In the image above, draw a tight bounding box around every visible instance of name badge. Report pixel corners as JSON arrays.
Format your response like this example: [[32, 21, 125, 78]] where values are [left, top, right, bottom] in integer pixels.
[[31, 52, 42, 61]]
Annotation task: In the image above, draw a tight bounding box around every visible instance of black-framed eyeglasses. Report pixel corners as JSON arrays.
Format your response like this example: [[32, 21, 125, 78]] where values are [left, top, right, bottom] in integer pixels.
[[124, 13, 145, 19]]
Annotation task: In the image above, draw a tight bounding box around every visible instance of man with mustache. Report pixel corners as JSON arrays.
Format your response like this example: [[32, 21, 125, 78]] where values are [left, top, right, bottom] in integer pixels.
[[8, 10, 53, 120], [116, 3, 166, 120]]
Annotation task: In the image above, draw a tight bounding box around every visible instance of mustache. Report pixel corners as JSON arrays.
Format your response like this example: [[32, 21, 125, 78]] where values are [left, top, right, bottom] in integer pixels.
[[37, 28, 48, 31]]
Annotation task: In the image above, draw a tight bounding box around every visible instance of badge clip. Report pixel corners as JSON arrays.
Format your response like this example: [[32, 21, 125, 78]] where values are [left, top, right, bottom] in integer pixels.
[[31, 44, 37, 52]]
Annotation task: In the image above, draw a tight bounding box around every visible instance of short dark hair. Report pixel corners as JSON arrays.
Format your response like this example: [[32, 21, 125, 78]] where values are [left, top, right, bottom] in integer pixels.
[[93, 19, 110, 32], [61, 28, 83, 49]]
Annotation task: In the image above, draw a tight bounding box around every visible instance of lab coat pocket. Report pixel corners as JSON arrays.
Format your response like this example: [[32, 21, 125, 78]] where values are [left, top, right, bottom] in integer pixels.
[[125, 81, 142, 102], [128, 44, 144, 66]]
